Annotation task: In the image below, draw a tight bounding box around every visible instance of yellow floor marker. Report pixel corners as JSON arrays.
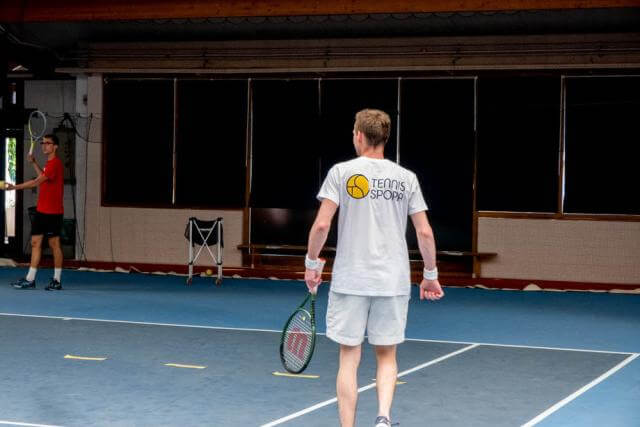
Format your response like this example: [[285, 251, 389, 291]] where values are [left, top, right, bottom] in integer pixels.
[[273, 371, 319, 379], [64, 354, 107, 361], [165, 363, 207, 369]]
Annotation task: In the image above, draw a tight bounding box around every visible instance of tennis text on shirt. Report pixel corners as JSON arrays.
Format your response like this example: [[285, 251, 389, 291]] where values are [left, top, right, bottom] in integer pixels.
[[348, 175, 407, 201]]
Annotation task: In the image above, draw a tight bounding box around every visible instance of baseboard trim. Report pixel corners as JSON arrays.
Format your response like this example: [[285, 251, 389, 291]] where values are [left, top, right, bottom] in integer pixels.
[[13, 259, 639, 291]]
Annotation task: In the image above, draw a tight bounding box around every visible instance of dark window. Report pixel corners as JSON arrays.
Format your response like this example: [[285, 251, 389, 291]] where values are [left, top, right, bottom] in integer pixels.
[[320, 79, 398, 178], [175, 80, 247, 207], [477, 76, 560, 212], [564, 77, 640, 215], [251, 79, 398, 247], [104, 79, 173, 205], [400, 79, 475, 251], [251, 208, 322, 246], [250, 80, 320, 209]]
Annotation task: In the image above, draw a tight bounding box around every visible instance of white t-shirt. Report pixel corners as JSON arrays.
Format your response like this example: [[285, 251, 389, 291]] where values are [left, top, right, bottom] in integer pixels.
[[317, 156, 428, 296]]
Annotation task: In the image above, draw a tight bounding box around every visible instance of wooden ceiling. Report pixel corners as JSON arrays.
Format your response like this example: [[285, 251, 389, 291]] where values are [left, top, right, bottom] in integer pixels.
[[2, 0, 639, 22]]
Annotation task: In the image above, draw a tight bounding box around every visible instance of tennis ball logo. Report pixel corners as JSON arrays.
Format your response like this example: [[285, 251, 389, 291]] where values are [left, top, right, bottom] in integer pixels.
[[346, 174, 369, 199]]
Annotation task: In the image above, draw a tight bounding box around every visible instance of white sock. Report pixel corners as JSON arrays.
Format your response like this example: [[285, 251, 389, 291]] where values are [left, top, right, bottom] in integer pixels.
[[26, 267, 37, 282], [54, 268, 62, 282]]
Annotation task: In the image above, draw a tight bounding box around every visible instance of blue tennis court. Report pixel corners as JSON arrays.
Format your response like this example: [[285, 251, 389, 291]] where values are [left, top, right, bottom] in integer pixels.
[[1, 267, 638, 426]]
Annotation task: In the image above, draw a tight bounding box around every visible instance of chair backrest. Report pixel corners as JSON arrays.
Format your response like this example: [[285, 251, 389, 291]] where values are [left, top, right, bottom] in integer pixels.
[[184, 217, 224, 247]]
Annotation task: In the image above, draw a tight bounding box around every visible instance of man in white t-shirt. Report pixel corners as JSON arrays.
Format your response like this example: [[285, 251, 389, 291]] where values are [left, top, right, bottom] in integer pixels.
[[304, 109, 444, 427]]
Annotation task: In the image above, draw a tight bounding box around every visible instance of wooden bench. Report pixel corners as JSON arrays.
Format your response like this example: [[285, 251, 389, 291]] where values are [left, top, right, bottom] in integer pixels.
[[237, 244, 497, 278]]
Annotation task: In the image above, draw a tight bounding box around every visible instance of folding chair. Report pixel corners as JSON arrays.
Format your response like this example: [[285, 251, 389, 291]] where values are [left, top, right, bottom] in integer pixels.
[[185, 217, 223, 285]]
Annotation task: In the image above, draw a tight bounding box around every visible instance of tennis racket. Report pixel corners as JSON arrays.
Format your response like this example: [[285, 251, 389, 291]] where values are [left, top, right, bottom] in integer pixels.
[[279, 259, 325, 374], [27, 110, 47, 156], [280, 291, 318, 374]]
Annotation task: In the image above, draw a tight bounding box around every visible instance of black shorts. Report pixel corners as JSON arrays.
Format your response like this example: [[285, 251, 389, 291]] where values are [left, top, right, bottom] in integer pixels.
[[31, 212, 63, 237]]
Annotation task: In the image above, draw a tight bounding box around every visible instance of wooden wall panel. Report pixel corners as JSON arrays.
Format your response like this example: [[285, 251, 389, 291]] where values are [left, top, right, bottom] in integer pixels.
[[58, 34, 640, 74], [2, 0, 639, 22]]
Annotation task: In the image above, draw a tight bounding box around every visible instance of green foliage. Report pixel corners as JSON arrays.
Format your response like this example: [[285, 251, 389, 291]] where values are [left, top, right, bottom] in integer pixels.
[[7, 137, 17, 182]]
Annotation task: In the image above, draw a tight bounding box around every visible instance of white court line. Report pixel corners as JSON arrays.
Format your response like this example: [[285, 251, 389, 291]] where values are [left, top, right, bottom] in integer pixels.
[[0, 312, 281, 334], [405, 337, 635, 356], [0, 421, 64, 427], [260, 344, 479, 427], [0, 312, 634, 355], [521, 352, 640, 426]]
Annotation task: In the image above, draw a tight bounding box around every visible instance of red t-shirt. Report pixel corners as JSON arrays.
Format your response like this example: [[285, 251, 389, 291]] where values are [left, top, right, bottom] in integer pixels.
[[37, 157, 64, 214]]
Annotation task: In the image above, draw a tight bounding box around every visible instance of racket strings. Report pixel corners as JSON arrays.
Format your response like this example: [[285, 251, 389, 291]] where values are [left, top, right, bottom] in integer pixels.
[[282, 309, 314, 372], [28, 111, 47, 140]]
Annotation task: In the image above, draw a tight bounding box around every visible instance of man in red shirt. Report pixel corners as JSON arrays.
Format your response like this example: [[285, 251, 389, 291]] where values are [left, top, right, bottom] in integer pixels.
[[7, 134, 64, 290]]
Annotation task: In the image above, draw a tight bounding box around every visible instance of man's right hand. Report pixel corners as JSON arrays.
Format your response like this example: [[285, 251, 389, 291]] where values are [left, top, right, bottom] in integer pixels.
[[419, 279, 444, 301], [27, 154, 36, 163], [304, 268, 323, 294], [304, 258, 325, 295]]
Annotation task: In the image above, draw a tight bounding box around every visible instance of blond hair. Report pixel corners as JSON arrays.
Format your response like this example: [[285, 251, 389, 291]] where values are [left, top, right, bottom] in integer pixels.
[[354, 109, 391, 147]]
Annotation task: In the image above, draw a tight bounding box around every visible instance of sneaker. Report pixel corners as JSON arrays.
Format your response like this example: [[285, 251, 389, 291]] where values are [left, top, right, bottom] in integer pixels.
[[375, 416, 398, 427], [12, 278, 36, 289], [45, 278, 62, 291]]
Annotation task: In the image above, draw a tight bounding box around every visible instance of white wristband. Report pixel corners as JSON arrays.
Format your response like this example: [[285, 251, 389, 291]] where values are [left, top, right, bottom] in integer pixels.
[[423, 267, 438, 281], [305, 254, 324, 271]]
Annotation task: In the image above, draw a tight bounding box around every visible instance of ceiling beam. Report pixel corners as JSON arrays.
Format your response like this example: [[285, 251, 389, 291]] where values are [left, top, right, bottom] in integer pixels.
[[56, 33, 640, 74], [2, 0, 639, 23]]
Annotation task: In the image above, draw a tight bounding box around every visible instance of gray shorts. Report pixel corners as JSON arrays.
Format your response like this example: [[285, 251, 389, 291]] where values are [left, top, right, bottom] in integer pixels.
[[325, 291, 410, 346]]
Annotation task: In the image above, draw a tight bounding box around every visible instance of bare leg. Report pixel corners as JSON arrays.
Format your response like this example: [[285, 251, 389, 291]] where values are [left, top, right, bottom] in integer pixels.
[[375, 345, 398, 420], [48, 236, 63, 269], [30, 235, 43, 268], [337, 344, 362, 427]]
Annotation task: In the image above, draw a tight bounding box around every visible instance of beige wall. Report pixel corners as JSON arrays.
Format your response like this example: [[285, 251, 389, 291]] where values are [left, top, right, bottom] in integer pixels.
[[83, 75, 243, 267], [478, 217, 640, 285], [82, 203, 243, 267]]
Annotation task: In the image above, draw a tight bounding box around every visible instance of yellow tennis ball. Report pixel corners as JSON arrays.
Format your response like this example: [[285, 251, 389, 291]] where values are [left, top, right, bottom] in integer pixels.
[[346, 174, 369, 199], [206, 269, 213, 276]]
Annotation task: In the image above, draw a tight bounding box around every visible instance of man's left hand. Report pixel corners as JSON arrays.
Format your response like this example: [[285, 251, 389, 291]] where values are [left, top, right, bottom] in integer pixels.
[[419, 279, 444, 301]]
